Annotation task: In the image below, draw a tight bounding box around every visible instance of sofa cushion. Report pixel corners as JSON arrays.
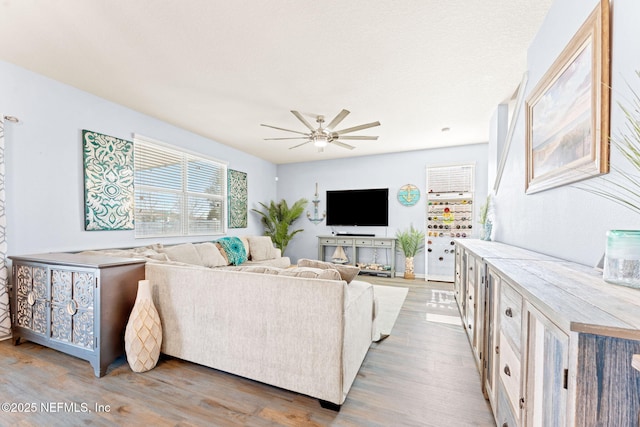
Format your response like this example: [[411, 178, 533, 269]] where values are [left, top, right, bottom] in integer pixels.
[[238, 236, 250, 258], [194, 243, 228, 268], [215, 243, 230, 265], [215, 237, 248, 265], [247, 236, 277, 261], [160, 243, 203, 265], [221, 265, 283, 275], [278, 266, 342, 281], [297, 258, 360, 283]]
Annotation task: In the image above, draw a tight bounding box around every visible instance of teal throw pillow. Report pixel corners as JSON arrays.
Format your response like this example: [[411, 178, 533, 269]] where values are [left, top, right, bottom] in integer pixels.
[[215, 237, 248, 265]]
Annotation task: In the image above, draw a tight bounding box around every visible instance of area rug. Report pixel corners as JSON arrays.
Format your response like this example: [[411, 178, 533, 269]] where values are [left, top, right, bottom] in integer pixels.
[[372, 285, 409, 341]]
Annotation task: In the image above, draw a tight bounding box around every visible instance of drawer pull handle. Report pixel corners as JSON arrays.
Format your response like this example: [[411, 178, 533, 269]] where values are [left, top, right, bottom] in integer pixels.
[[505, 307, 513, 317], [495, 345, 500, 354], [504, 365, 511, 376], [519, 397, 525, 409], [468, 324, 472, 330]]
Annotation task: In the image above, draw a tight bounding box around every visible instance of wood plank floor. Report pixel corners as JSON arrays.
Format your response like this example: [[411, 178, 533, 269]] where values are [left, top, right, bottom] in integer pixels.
[[0, 278, 495, 426]]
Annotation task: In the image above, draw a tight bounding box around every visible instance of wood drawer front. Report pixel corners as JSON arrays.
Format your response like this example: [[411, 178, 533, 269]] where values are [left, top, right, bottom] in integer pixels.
[[373, 239, 392, 247], [355, 239, 372, 246], [320, 238, 336, 245], [499, 331, 521, 416], [500, 283, 522, 354], [337, 238, 353, 245], [497, 381, 519, 427]]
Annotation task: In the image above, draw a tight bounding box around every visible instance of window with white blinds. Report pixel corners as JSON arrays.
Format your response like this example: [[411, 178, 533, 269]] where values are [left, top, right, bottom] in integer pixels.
[[133, 137, 227, 238]]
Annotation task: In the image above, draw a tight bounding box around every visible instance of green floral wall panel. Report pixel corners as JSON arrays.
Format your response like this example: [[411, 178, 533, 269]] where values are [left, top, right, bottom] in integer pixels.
[[83, 130, 134, 231], [228, 169, 248, 228]]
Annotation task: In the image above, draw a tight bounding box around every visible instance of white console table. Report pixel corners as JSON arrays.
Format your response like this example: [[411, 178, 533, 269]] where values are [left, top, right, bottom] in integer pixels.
[[317, 235, 395, 277]]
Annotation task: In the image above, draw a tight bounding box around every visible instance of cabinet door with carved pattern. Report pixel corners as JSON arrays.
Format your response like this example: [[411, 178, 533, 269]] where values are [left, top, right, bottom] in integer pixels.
[[50, 268, 95, 349], [14, 264, 49, 335]]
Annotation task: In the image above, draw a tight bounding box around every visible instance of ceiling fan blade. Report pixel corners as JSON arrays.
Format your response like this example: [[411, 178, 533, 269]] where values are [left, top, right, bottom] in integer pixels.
[[334, 121, 381, 135], [325, 109, 350, 131], [290, 110, 317, 132], [260, 123, 308, 135], [264, 137, 310, 140], [289, 141, 311, 150], [336, 135, 379, 140], [330, 140, 355, 150]]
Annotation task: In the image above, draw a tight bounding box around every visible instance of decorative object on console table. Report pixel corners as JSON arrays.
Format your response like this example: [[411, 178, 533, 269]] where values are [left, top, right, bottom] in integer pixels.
[[125, 280, 162, 373], [228, 169, 248, 228], [331, 245, 348, 264], [603, 230, 640, 289], [525, 0, 610, 194], [396, 224, 425, 280], [317, 236, 395, 277], [82, 130, 134, 231], [9, 253, 144, 376], [0, 117, 10, 341], [307, 182, 326, 225]]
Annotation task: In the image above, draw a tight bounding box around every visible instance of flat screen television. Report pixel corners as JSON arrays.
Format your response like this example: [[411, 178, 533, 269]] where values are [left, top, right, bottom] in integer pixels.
[[326, 188, 389, 226]]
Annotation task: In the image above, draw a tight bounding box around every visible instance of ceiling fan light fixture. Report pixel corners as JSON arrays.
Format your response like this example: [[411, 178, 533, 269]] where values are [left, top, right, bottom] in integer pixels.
[[262, 109, 379, 152], [313, 134, 328, 147]]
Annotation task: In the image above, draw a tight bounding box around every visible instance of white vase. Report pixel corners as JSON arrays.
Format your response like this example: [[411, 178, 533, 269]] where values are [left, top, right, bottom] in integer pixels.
[[124, 280, 162, 372]]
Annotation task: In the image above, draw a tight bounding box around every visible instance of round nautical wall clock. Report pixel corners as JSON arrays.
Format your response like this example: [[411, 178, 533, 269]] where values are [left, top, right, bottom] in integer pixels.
[[397, 184, 420, 207]]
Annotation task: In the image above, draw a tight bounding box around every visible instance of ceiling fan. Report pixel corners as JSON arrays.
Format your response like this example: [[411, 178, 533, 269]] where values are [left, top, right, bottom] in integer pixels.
[[261, 109, 380, 151]]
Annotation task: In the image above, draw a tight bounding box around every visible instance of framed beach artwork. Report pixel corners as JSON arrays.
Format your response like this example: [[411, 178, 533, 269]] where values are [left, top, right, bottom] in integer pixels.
[[525, 0, 610, 194]]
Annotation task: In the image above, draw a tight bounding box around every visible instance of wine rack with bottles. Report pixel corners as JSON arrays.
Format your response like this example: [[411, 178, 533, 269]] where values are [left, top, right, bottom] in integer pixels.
[[425, 163, 475, 282]]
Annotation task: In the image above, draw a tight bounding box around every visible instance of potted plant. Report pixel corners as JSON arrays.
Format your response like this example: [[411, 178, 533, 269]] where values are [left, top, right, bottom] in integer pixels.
[[577, 71, 640, 287], [478, 195, 493, 241], [396, 224, 425, 280], [252, 198, 308, 255]]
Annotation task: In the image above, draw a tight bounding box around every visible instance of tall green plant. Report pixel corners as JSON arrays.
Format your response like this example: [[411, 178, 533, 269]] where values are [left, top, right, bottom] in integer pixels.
[[578, 71, 640, 213], [395, 224, 425, 258], [251, 198, 308, 255]]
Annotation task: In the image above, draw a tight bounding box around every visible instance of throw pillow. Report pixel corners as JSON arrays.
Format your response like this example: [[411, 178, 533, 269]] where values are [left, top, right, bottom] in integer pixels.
[[160, 243, 204, 266], [194, 242, 228, 268], [215, 243, 230, 265], [215, 237, 248, 265], [297, 258, 360, 283], [238, 236, 250, 259], [278, 266, 342, 281], [247, 236, 276, 261]]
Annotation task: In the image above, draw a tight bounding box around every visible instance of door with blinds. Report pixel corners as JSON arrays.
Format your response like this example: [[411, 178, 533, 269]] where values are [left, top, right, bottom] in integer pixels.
[[425, 163, 475, 282]]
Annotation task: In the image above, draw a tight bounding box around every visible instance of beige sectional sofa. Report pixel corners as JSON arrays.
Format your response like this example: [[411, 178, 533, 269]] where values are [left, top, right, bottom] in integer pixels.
[[80, 237, 375, 408], [146, 262, 374, 407]]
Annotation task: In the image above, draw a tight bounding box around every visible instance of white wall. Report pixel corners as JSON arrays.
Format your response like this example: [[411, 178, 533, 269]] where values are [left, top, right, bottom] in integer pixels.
[[0, 60, 277, 255], [276, 144, 488, 275], [493, 0, 640, 267]]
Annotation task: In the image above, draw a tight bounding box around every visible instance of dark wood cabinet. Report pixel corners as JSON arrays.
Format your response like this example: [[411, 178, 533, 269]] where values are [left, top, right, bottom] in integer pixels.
[[10, 253, 145, 377]]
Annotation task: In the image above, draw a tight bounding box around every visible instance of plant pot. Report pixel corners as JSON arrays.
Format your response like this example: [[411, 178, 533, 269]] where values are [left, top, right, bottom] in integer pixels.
[[481, 220, 493, 241], [404, 257, 415, 280]]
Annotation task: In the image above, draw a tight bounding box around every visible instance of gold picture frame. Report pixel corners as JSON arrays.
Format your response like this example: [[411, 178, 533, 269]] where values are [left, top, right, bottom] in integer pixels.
[[525, 0, 610, 194]]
